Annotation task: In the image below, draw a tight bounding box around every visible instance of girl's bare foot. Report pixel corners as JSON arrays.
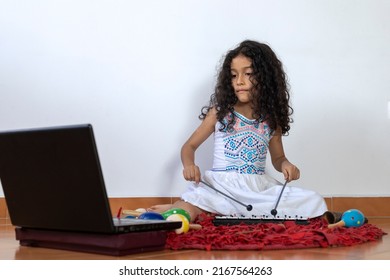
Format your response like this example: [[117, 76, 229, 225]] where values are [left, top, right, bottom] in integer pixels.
[[147, 204, 173, 213]]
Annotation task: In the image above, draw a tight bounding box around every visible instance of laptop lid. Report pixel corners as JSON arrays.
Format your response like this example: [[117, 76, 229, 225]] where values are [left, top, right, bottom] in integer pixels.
[[0, 124, 180, 234]]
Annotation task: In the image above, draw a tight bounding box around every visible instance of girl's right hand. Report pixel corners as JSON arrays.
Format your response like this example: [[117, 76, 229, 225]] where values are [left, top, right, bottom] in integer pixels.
[[183, 165, 201, 184]]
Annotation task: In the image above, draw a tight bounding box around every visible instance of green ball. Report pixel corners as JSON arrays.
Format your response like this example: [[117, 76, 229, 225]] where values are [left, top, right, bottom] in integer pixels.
[[162, 208, 191, 222]]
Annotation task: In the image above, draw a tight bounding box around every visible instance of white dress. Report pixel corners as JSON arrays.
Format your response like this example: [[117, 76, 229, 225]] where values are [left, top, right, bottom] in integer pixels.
[[181, 111, 328, 218]]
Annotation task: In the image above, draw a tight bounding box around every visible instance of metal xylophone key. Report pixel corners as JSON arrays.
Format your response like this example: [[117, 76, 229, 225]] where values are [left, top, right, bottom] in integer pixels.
[[212, 214, 309, 226]]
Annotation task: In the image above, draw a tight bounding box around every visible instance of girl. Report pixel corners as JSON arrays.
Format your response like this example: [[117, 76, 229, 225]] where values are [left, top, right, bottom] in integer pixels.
[[150, 40, 327, 222]]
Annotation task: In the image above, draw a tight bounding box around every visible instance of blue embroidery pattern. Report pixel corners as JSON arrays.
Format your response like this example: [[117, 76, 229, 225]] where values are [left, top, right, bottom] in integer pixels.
[[222, 112, 271, 175]]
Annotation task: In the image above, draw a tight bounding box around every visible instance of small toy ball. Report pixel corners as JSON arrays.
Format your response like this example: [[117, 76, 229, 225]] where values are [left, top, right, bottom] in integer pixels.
[[328, 209, 365, 229], [166, 214, 190, 234], [161, 208, 191, 222], [137, 212, 165, 220], [341, 209, 365, 227]]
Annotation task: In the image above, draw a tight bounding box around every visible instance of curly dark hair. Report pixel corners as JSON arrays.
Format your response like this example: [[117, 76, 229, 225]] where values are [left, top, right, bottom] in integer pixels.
[[200, 40, 293, 135]]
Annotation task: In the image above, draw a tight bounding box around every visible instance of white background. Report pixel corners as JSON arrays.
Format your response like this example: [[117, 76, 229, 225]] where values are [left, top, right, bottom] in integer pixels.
[[0, 0, 389, 197]]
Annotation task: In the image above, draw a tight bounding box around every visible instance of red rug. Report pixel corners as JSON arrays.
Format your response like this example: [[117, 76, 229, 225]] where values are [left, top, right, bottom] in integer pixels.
[[165, 213, 387, 251]]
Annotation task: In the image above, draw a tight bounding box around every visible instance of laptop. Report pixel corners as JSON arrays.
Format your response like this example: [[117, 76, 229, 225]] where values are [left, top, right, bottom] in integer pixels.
[[0, 124, 181, 234]]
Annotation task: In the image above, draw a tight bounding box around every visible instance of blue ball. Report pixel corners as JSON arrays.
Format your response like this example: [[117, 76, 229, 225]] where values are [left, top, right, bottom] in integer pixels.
[[342, 209, 365, 227], [138, 212, 165, 220], [124, 215, 136, 219]]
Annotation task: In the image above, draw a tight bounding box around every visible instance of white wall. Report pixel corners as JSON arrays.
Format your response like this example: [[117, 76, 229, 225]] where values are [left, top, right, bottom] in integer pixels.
[[0, 0, 389, 197]]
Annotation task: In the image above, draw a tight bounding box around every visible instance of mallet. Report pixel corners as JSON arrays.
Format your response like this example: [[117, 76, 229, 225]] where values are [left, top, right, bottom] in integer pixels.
[[200, 180, 253, 211], [271, 180, 288, 216]]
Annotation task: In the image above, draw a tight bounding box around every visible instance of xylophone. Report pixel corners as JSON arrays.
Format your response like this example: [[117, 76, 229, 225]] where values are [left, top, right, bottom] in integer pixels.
[[213, 214, 310, 226]]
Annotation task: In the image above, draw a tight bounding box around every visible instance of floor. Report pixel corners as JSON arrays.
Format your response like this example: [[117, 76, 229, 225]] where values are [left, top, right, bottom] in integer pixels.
[[1, 218, 389, 260]]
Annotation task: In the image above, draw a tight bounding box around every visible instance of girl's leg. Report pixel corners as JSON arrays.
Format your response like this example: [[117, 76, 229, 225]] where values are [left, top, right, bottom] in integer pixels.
[[170, 200, 205, 223]]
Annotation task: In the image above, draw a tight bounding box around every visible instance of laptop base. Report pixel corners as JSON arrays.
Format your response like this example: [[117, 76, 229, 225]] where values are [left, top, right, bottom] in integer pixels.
[[15, 227, 168, 256]]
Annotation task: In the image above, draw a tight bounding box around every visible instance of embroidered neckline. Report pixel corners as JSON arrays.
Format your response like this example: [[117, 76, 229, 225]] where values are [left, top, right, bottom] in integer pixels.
[[233, 111, 258, 125]]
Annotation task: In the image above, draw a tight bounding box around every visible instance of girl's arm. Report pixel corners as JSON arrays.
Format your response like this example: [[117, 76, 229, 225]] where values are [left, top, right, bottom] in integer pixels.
[[181, 107, 217, 183], [268, 128, 300, 182]]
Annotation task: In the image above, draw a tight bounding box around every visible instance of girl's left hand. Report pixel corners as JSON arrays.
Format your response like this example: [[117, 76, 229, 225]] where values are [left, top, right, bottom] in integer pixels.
[[281, 161, 300, 182]]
